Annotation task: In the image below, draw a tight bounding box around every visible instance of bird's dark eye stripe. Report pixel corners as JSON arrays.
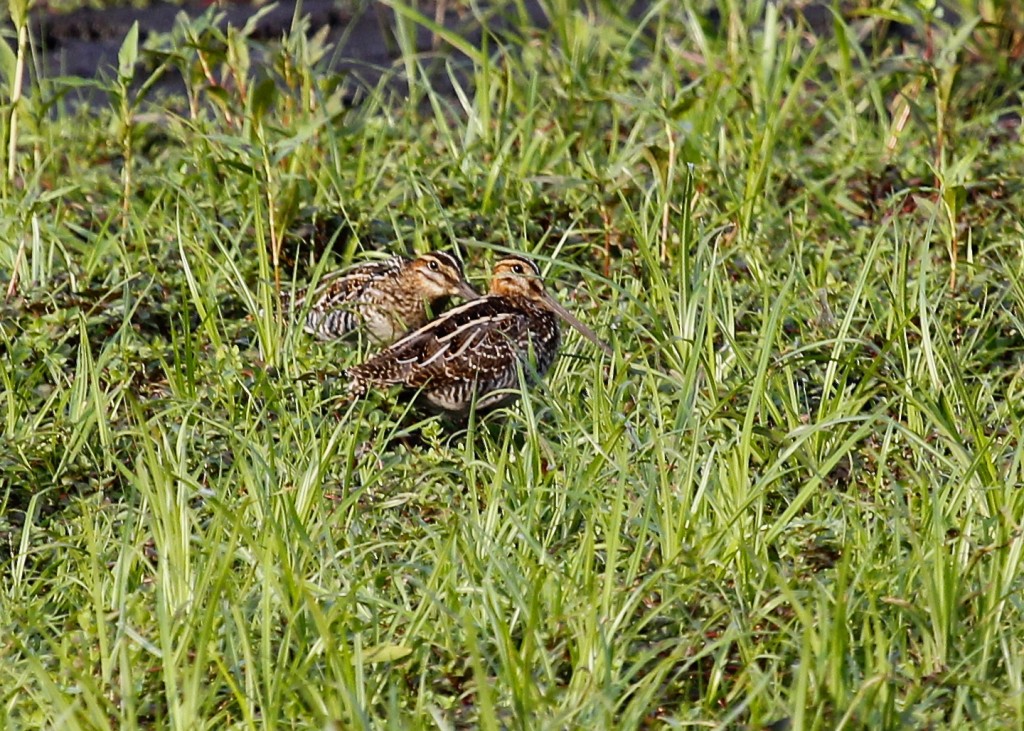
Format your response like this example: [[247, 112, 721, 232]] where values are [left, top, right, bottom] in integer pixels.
[[424, 252, 464, 274]]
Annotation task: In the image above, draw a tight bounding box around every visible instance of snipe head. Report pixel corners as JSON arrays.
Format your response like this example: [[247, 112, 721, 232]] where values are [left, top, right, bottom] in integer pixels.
[[489, 255, 613, 358], [404, 251, 479, 303]]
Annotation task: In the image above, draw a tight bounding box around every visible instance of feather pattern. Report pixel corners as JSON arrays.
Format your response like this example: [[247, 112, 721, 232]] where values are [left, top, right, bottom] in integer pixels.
[[346, 255, 610, 417], [289, 252, 477, 343]]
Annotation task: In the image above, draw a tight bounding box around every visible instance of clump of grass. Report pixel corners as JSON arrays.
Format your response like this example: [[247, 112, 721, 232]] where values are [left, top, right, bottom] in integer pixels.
[[3, 0, 1024, 728]]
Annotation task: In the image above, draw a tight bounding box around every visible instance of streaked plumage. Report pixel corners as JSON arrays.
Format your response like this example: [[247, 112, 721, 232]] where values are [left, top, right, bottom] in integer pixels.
[[346, 255, 612, 417], [291, 251, 478, 344]]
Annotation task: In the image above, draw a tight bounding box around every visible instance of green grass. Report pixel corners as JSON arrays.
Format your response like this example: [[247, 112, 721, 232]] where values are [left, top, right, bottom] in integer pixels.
[[3, 0, 1024, 727]]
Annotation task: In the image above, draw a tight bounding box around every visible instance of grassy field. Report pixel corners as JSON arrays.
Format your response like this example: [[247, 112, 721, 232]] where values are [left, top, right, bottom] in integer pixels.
[[3, 0, 1024, 727]]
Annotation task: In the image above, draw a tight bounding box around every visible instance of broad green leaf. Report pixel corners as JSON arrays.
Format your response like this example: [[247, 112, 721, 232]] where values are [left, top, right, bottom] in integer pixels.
[[8, 0, 28, 28], [0, 35, 17, 90], [249, 76, 277, 123], [942, 184, 966, 219], [118, 21, 140, 80], [361, 644, 412, 664]]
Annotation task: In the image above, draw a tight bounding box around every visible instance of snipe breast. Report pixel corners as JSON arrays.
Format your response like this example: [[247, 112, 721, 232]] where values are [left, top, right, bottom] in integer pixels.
[[292, 251, 478, 344], [346, 255, 612, 417]]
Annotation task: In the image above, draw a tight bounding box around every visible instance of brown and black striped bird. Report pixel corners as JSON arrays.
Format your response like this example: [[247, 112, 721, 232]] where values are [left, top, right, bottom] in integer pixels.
[[292, 251, 478, 344], [346, 255, 612, 417]]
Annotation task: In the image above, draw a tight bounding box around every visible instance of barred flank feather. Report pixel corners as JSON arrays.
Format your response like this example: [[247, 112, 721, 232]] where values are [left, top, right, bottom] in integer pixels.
[[289, 252, 477, 344]]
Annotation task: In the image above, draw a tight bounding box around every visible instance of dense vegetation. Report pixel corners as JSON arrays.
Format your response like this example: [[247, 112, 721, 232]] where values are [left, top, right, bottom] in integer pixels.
[[3, 1, 1024, 727]]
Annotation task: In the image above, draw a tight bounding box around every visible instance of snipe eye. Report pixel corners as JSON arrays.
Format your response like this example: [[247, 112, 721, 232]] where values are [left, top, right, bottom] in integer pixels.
[[428, 259, 440, 272], [512, 264, 523, 274]]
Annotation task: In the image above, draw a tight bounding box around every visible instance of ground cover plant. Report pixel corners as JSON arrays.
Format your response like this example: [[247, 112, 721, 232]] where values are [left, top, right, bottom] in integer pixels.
[[2, 0, 1024, 727]]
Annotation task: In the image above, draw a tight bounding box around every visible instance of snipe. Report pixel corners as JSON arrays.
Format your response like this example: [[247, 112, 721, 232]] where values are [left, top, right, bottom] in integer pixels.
[[346, 255, 612, 417], [292, 251, 478, 344]]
